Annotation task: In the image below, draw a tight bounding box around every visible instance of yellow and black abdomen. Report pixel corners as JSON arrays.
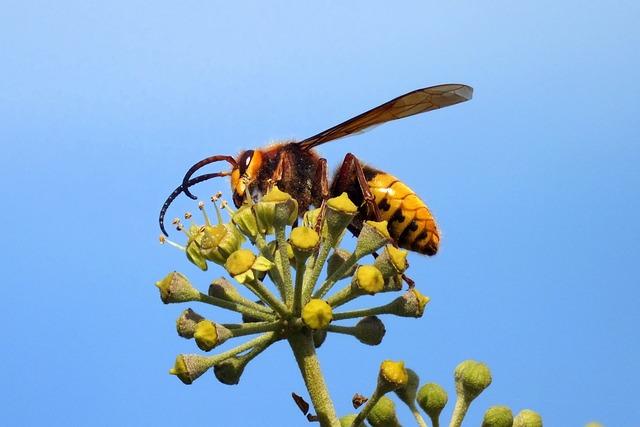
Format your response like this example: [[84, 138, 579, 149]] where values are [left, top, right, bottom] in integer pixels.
[[367, 171, 440, 256]]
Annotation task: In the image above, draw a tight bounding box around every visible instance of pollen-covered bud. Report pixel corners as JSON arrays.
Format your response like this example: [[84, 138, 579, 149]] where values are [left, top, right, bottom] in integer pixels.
[[482, 405, 514, 427], [193, 321, 232, 352], [378, 360, 409, 393], [366, 395, 400, 427], [290, 226, 319, 260], [254, 186, 298, 231], [232, 204, 260, 241], [394, 368, 419, 408], [390, 288, 430, 317], [454, 360, 492, 402], [176, 308, 205, 338], [339, 414, 358, 427], [353, 265, 384, 295], [327, 248, 358, 280], [374, 245, 408, 278], [302, 299, 333, 330], [155, 272, 200, 304], [354, 220, 391, 258], [213, 356, 246, 385], [513, 409, 542, 427], [199, 224, 245, 265], [417, 383, 448, 424], [169, 354, 214, 385], [224, 249, 273, 284], [354, 316, 386, 345], [324, 192, 358, 243]]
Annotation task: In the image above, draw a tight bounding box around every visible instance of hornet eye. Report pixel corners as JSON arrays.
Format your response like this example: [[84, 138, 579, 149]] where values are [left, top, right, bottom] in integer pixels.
[[238, 150, 254, 175]]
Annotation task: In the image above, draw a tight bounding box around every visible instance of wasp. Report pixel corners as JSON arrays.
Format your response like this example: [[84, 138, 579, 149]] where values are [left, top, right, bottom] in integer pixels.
[[159, 83, 472, 256]]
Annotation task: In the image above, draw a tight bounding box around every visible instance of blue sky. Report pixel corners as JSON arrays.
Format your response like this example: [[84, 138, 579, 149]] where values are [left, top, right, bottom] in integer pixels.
[[2, 1, 639, 425]]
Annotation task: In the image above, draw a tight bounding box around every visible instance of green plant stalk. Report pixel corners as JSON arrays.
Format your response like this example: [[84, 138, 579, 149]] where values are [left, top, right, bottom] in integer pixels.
[[207, 332, 276, 367], [245, 279, 290, 319], [255, 233, 286, 299], [449, 396, 470, 427], [409, 403, 429, 427], [301, 240, 332, 304], [313, 252, 358, 299], [222, 320, 282, 337], [292, 255, 308, 316], [275, 226, 295, 306], [325, 284, 359, 308], [197, 293, 275, 321], [351, 388, 383, 427], [288, 331, 340, 427], [238, 331, 279, 364], [332, 301, 395, 321], [326, 324, 357, 336]]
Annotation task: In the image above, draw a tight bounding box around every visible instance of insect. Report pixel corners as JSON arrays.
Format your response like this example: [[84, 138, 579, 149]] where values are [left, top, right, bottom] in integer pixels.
[[159, 83, 473, 256]]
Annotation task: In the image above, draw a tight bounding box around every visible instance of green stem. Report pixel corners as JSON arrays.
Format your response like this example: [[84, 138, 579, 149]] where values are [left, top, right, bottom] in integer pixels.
[[326, 324, 356, 336], [222, 321, 282, 337], [302, 241, 332, 304], [288, 331, 340, 427], [325, 284, 359, 308], [448, 396, 470, 427], [292, 255, 308, 316], [332, 301, 395, 321], [206, 332, 276, 367], [197, 293, 275, 321], [246, 279, 291, 319], [409, 403, 429, 427], [255, 234, 286, 299], [276, 226, 294, 305], [352, 388, 382, 427], [313, 252, 358, 299]]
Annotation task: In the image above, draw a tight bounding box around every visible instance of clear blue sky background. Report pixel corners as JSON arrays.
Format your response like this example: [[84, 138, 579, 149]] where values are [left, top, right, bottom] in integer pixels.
[[2, 1, 639, 426]]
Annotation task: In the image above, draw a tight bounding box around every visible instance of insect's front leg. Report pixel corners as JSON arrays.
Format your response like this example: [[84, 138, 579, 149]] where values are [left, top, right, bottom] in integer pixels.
[[311, 157, 330, 233]]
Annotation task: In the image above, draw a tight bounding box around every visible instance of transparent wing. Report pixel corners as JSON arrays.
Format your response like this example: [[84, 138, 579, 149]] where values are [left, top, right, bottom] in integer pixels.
[[297, 83, 473, 150]]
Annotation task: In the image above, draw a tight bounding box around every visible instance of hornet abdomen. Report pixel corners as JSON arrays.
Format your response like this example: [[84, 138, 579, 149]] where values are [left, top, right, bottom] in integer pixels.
[[365, 169, 440, 256]]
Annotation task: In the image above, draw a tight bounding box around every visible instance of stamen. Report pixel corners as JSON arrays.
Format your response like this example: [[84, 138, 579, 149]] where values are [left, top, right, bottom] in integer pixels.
[[198, 201, 211, 226], [210, 194, 224, 224]]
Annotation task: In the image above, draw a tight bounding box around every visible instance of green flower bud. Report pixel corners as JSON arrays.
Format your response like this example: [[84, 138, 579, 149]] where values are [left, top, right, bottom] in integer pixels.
[[199, 224, 245, 265], [176, 308, 205, 338], [290, 226, 319, 260], [366, 396, 400, 427], [193, 321, 232, 352], [417, 382, 448, 422], [232, 204, 260, 241], [339, 414, 358, 427], [324, 192, 358, 243], [327, 248, 358, 280], [353, 265, 384, 295], [155, 272, 200, 304], [394, 368, 419, 407], [482, 405, 514, 427], [374, 245, 408, 278], [513, 409, 542, 427], [213, 356, 246, 385], [313, 329, 328, 348], [354, 220, 391, 258], [169, 354, 214, 385], [378, 360, 409, 393], [208, 277, 242, 302], [454, 360, 492, 402], [354, 316, 386, 345], [390, 288, 430, 317], [302, 299, 333, 330], [254, 186, 298, 231]]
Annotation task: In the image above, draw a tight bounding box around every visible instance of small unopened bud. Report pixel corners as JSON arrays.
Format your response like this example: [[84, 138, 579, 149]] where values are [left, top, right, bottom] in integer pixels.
[[290, 226, 319, 260], [391, 288, 430, 317], [302, 299, 333, 330], [313, 329, 328, 348], [353, 265, 384, 295], [378, 360, 409, 393], [367, 395, 400, 427], [374, 245, 408, 278], [254, 186, 298, 231], [193, 321, 232, 351], [354, 316, 386, 345], [176, 308, 205, 338], [208, 277, 242, 302], [454, 360, 492, 402], [232, 204, 260, 241], [394, 368, 419, 407], [169, 354, 214, 385], [324, 193, 358, 242], [213, 356, 246, 385], [354, 220, 391, 258], [513, 409, 542, 427], [327, 248, 358, 279], [155, 272, 200, 304], [482, 405, 514, 427], [417, 382, 448, 423], [339, 414, 358, 427]]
